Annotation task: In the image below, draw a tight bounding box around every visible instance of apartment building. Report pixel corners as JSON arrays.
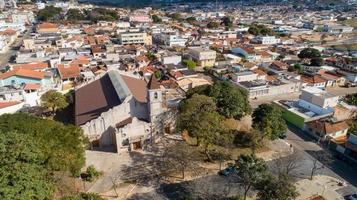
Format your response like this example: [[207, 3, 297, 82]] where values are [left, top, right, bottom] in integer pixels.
[[188, 47, 216, 67], [119, 32, 152, 45]]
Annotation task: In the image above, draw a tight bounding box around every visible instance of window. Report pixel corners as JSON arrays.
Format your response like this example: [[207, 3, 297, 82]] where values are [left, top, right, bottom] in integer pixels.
[[154, 92, 158, 99]]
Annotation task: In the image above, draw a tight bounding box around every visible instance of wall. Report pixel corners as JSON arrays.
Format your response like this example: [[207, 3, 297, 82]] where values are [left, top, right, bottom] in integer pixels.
[[0, 102, 24, 115], [282, 109, 306, 129], [1, 76, 42, 86], [298, 99, 334, 115]]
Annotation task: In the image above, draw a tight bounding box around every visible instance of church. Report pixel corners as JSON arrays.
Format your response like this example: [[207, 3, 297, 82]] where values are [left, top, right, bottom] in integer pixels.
[[74, 69, 180, 152]]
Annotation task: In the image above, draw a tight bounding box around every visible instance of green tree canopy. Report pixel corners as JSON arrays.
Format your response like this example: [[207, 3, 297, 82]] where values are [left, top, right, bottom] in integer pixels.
[[152, 14, 162, 23], [221, 16, 233, 28], [0, 131, 55, 200], [177, 94, 230, 161], [66, 9, 85, 22], [183, 59, 197, 70], [169, 13, 182, 21], [207, 21, 220, 29], [348, 123, 357, 136], [41, 90, 69, 113], [252, 104, 287, 140], [186, 17, 197, 24], [235, 154, 267, 200], [207, 81, 252, 119], [248, 24, 274, 36], [310, 57, 324, 66], [298, 48, 321, 59], [0, 113, 87, 174], [255, 174, 298, 200], [37, 6, 62, 21], [346, 93, 357, 106]]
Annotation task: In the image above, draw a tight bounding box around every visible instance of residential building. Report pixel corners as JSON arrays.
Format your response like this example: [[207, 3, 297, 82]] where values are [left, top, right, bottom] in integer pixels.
[[188, 47, 216, 67], [119, 32, 152, 45]]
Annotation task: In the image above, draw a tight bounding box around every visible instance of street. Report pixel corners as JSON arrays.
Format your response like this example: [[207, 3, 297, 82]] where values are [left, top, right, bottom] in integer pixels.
[[0, 26, 32, 69], [285, 125, 357, 197]]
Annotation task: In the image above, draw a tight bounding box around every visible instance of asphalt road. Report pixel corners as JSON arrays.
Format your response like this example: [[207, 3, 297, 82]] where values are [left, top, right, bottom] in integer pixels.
[[285, 125, 357, 197], [0, 26, 32, 70]]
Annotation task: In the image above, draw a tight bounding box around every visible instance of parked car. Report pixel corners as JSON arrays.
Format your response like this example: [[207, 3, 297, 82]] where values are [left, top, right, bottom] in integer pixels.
[[218, 166, 237, 176], [348, 193, 357, 200]]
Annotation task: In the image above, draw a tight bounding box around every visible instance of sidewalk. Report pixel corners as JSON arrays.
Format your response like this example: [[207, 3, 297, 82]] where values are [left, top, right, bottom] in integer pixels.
[[295, 175, 346, 200]]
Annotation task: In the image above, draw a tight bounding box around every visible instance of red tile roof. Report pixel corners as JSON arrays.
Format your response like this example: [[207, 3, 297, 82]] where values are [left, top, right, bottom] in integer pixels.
[[0, 101, 20, 109], [38, 22, 58, 30], [301, 75, 327, 84], [0, 69, 45, 80], [23, 83, 41, 90], [12, 62, 49, 71], [57, 64, 81, 80]]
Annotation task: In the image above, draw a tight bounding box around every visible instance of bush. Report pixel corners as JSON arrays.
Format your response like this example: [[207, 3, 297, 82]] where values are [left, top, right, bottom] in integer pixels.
[[85, 166, 101, 182], [183, 59, 197, 70]]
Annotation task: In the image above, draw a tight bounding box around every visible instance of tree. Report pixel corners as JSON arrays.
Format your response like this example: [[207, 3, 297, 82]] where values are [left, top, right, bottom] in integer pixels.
[[66, 9, 85, 22], [84, 166, 102, 182], [271, 152, 301, 176], [0, 113, 87, 174], [152, 14, 162, 23], [248, 24, 274, 36], [177, 94, 229, 161], [41, 90, 69, 113], [221, 16, 233, 28], [234, 154, 267, 200], [207, 21, 220, 29], [154, 70, 162, 80], [208, 81, 251, 119], [255, 173, 298, 200], [346, 93, 357, 106], [310, 57, 324, 66], [186, 17, 196, 24], [298, 48, 321, 59], [348, 123, 357, 136], [183, 59, 197, 70], [37, 6, 62, 21], [252, 104, 287, 140], [0, 131, 55, 199], [169, 12, 181, 21]]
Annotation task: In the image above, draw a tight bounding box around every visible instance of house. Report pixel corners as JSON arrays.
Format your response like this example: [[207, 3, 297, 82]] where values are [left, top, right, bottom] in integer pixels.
[[0, 101, 24, 115], [306, 119, 349, 140], [298, 88, 338, 116], [231, 46, 260, 61], [37, 22, 59, 34], [11, 62, 49, 71], [251, 36, 280, 45], [0, 69, 52, 87], [301, 74, 327, 89], [270, 61, 288, 71], [57, 64, 81, 90], [231, 70, 266, 83], [188, 47, 216, 67]]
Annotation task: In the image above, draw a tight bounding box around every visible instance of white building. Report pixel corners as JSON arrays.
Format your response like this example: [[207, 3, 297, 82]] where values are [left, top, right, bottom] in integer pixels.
[[119, 32, 152, 45], [231, 70, 266, 83], [252, 36, 281, 45], [159, 33, 187, 47], [298, 88, 338, 115]]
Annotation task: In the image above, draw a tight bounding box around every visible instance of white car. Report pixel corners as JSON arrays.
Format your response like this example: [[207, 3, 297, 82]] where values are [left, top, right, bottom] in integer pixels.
[[348, 193, 357, 200]]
